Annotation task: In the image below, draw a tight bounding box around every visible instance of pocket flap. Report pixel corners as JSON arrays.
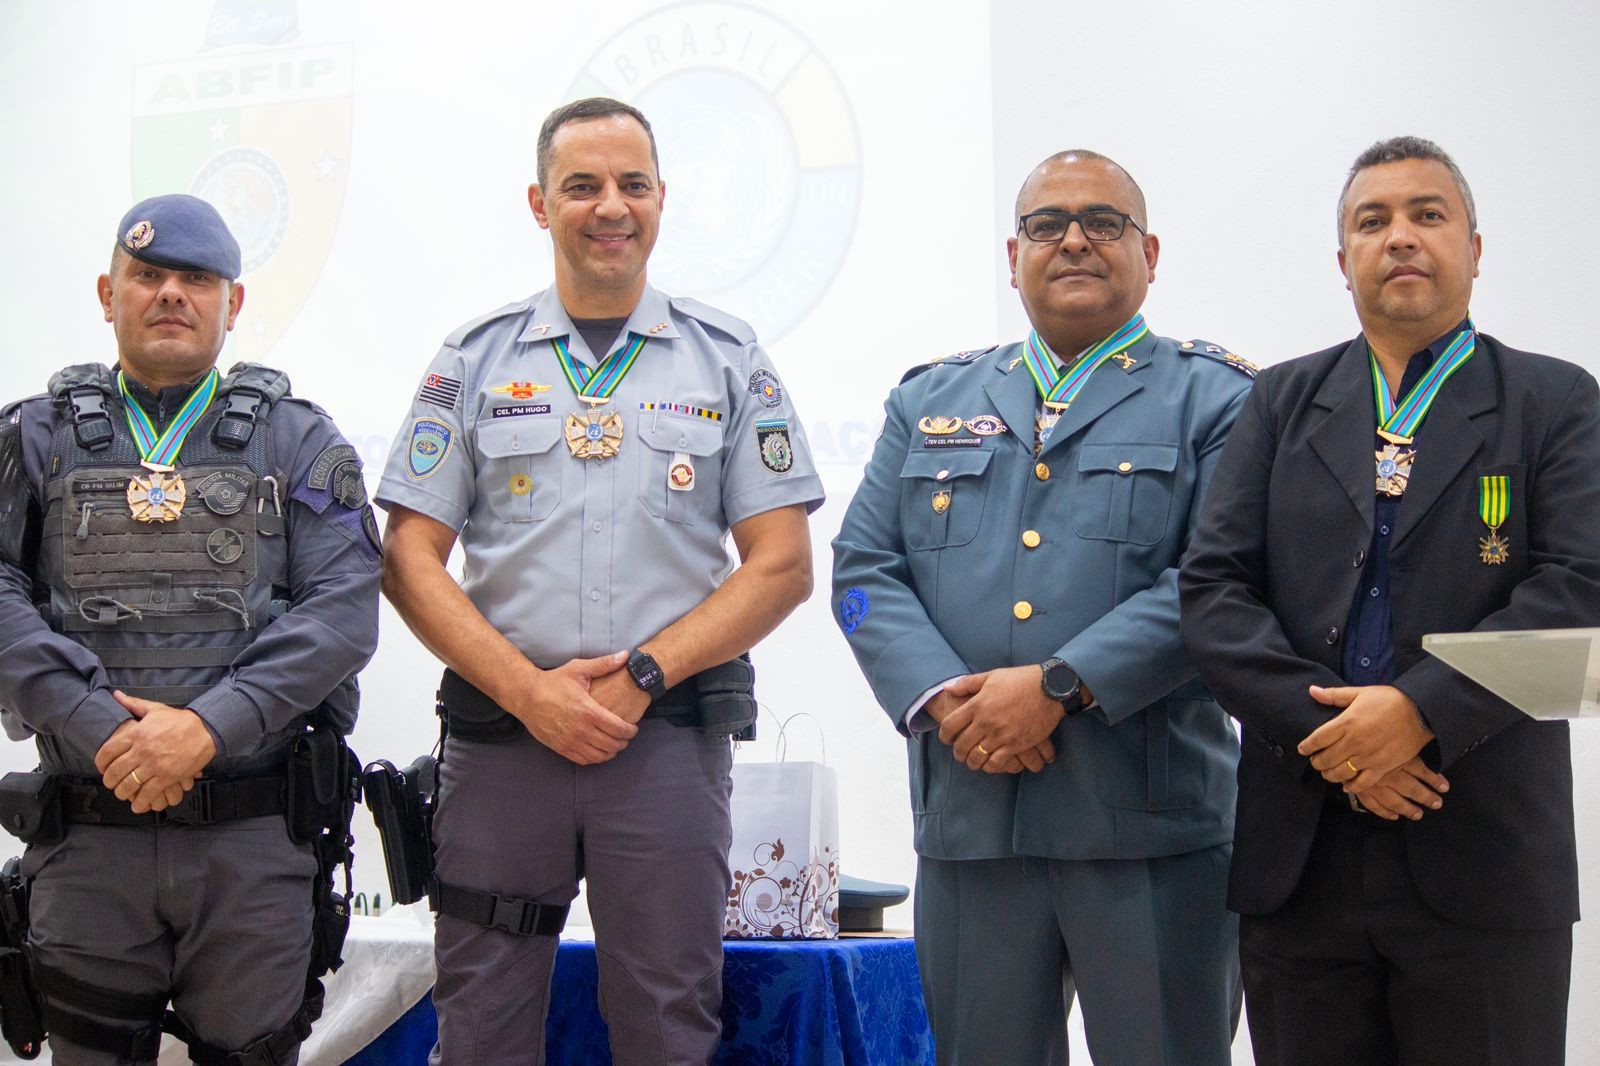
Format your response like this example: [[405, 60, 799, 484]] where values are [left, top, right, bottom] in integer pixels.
[[637, 414, 724, 457], [475, 417, 563, 458], [1077, 442, 1179, 474], [899, 448, 995, 481]]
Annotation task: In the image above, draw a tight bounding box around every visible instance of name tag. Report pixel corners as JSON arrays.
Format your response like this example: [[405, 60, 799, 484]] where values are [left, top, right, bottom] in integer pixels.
[[491, 403, 552, 419], [922, 436, 982, 449]]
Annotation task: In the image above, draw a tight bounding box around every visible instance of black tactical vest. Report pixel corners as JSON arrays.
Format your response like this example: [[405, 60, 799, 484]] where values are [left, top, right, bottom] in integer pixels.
[[35, 364, 294, 746]]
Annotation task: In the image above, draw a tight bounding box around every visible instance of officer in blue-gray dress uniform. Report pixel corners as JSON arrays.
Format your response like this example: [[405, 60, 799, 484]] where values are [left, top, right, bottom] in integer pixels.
[[0, 195, 380, 1063], [832, 151, 1251, 1065], [376, 98, 822, 1065]]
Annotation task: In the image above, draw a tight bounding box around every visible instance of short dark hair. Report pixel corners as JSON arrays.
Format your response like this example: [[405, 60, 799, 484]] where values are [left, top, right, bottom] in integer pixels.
[[1016, 149, 1148, 231], [1337, 135, 1477, 247], [536, 97, 659, 188]]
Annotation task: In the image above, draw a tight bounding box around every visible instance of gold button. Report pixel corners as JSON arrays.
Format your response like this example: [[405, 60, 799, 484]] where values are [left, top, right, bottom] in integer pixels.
[[935, 469, 950, 481], [1022, 530, 1041, 548], [1013, 600, 1033, 620], [1117, 461, 1133, 473], [1034, 462, 1050, 481]]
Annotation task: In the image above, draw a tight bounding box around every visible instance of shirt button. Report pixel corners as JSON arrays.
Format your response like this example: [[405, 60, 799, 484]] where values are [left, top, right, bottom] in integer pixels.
[[1370, 587, 1380, 598], [935, 469, 950, 481], [1380, 525, 1391, 536], [1354, 550, 1366, 567], [678, 438, 688, 447], [589, 589, 601, 602], [1034, 463, 1050, 481], [1360, 656, 1372, 667], [1013, 601, 1033, 621], [1117, 461, 1133, 473], [1021, 530, 1041, 548], [1326, 627, 1340, 644], [592, 521, 603, 532]]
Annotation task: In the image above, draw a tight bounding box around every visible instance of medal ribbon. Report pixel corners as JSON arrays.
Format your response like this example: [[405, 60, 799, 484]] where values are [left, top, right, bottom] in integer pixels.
[[551, 334, 649, 401], [1023, 313, 1149, 409], [117, 369, 219, 465], [1369, 324, 1476, 441], [1479, 475, 1509, 530]]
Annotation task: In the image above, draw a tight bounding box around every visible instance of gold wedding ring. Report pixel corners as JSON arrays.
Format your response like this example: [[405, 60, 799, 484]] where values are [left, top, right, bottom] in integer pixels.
[[1345, 759, 1359, 776], [130, 769, 143, 786], [976, 744, 990, 757]]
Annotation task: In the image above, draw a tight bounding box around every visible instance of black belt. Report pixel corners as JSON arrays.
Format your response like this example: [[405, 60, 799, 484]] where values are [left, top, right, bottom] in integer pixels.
[[430, 879, 569, 937], [438, 668, 699, 742], [59, 772, 285, 828]]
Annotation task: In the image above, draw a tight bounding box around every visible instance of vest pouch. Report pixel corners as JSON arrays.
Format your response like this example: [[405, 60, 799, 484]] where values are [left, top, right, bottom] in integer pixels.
[[286, 726, 356, 845], [0, 773, 61, 846], [310, 879, 351, 976]]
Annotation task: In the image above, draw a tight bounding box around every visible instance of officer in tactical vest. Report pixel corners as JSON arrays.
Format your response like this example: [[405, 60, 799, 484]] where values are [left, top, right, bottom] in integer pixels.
[[0, 194, 380, 1063]]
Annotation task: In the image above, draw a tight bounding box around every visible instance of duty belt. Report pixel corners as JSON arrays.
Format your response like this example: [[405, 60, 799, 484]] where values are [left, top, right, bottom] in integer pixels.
[[438, 667, 700, 742], [59, 771, 284, 828]]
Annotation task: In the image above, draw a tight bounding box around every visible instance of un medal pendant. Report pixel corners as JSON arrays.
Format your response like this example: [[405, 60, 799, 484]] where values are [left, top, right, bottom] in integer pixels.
[[1374, 444, 1414, 497], [128, 465, 187, 522], [564, 408, 624, 460], [1479, 528, 1510, 565]]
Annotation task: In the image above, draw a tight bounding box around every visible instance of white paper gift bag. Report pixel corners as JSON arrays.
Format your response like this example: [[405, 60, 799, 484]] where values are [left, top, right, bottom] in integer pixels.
[[723, 717, 840, 939]]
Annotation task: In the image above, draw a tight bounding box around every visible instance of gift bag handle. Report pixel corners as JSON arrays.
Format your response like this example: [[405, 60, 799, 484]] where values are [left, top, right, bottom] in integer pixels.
[[773, 709, 827, 766]]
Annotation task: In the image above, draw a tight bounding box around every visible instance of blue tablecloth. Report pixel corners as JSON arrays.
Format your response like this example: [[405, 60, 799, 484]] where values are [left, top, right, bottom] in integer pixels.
[[345, 937, 933, 1065]]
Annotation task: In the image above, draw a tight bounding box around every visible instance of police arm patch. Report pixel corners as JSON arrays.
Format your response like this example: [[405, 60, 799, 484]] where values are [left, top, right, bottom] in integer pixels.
[[755, 418, 793, 473], [407, 418, 454, 479]]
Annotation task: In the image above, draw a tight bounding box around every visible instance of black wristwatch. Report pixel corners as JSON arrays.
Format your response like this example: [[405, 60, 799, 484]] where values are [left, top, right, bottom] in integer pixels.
[[1040, 658, 1085, 715], [627, 649, 668, 701]]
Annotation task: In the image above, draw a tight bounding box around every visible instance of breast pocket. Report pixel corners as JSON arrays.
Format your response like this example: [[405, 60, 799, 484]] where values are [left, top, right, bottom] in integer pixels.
[[637, 414, 724, 525], [1071, 442, 1178, 545], [899, 449, 993, 550], [475, 417, 564, 522]]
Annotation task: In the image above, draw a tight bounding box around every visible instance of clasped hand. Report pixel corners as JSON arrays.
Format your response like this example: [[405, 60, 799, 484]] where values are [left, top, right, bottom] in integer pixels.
[[1298, 683, 1435, 794], [93, 692, 217, 814], [932, 666, 1065, 774], [511, 650, 644, 766]]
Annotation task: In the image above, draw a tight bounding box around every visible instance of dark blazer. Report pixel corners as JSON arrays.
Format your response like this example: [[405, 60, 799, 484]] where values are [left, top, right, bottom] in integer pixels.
[[1179, 332, 1600, 930]]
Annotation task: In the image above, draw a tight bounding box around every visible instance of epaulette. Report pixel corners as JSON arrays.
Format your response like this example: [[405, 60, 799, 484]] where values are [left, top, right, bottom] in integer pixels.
[[445, 297, 535, 349], [1178, 340, 1258, 379], [669, 296, 757, 346], [900, 345, 996, 385]]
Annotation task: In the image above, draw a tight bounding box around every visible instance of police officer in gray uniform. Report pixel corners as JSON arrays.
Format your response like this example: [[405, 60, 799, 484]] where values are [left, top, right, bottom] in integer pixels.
[[0, 194, 380, 1063], [832, 151, 1250, 1064], [376, 97, 822, 1065]]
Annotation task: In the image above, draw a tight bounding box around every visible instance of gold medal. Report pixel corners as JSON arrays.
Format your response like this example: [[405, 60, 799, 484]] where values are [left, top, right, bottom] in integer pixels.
[[1374, 444, 1414, 497], [1478, 529, 1510, 565], [931, 489, 950, 514], [127, 462, 186, 523], [564, 407, 624, 460]]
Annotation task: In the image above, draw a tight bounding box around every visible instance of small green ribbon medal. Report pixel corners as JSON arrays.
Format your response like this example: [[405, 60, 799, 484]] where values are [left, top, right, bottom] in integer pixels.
[[117, 368, 219, 522], [1370, 323, 1476, 496], [551, 333, 648, 459], [1025, 314, 1148, 450], [1478, 475, 1510, 565]]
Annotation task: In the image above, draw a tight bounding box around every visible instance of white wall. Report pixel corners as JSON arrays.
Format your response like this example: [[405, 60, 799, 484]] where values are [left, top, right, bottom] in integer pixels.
[[0, 1, 1595, 1059]]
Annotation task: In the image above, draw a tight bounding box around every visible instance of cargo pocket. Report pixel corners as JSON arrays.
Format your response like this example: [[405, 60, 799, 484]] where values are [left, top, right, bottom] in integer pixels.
[[1071, 442, 1178, 544], [898, 449, 993, 550], [637, 414, 724, 525], [475, 417, 563, 522]]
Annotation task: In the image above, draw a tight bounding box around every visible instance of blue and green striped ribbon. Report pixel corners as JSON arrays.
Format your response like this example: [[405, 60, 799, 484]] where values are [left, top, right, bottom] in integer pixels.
[[551, 333, 649, 401], [1023, 313, 1149, 409], [117, 368, 219, 466], [1370, 323, 1476, 441], [1479, 475, 1509, 530]]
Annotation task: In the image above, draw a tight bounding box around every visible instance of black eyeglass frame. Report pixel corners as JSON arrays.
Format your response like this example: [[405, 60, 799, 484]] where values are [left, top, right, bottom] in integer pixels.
[[1016, 209, 1145, 243]]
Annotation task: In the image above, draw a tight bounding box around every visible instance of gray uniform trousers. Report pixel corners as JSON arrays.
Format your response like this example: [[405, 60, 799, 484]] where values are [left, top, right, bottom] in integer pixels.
[[430, 718, 734, 1066], [915, 844, 1241, 1066], [22, 816, 316, 1065]]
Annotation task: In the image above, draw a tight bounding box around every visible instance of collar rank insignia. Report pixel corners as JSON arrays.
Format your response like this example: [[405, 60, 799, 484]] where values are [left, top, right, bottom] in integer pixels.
[[529, 323, 552, 335], [648, 322, 668, 334], [917, 415, 964, 436]]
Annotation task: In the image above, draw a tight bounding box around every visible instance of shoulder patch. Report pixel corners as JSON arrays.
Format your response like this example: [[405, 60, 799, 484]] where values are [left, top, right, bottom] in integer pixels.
[[669, 296, 757, 346], [900, 345, 996, 385], [1178, 340, 1258, 378], [445, 297, 535, 349]]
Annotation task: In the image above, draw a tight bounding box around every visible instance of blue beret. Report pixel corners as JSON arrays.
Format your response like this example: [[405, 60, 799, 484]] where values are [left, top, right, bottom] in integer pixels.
[[115, 194, 242, 280]]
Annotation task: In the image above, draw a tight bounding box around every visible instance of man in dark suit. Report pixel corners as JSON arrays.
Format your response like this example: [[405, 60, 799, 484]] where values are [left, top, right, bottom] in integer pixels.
[[1179, 135, 1600, 1065]]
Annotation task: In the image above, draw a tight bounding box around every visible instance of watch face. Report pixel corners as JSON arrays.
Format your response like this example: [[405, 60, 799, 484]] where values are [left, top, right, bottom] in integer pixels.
[[1043, 661, 1078, 701]]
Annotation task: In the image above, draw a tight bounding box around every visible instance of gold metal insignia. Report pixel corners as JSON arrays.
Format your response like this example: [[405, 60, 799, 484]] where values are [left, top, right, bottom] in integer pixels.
[[1224, 352, 1260, 373], [965, 415, 1007, 436], [648, 322, 668, 334], [127, 468, 187, 522], [1111, 352, 1137, 370], [564, 409, 625, 459], [509, 473, 533, 496], [1479, 529, 1510, 565], [932, 490, 951, 514], [917, 415, 964, 436], [529, 323, 552, 335], [491, 381, 552, 398], [1009, 357, 1024, 371], [1374, 444, 1415, 497], [123, 220, 155, 250]]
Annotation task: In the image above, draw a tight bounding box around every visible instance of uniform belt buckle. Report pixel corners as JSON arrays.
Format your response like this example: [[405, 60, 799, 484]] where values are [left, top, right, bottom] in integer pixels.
[[489, 893, 539, 936], [160, 779, 215, 827]]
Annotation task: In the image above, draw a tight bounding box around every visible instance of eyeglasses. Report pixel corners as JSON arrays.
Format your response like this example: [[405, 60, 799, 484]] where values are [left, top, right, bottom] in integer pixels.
[[1017, 210, 1143, 243]]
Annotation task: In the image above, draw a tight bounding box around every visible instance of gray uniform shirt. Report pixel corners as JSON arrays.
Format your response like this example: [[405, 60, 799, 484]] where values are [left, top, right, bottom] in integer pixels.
[[375, 285, 824, 664]]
